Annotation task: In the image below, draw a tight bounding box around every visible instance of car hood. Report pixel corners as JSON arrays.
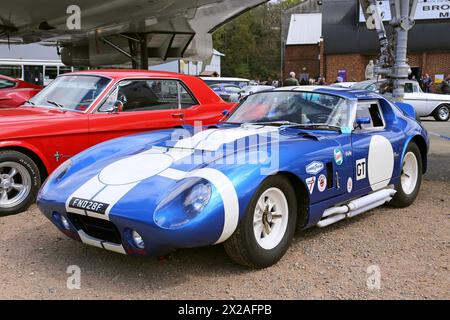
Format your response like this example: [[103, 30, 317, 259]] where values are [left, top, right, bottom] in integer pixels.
[[0, 106, 73, 123]]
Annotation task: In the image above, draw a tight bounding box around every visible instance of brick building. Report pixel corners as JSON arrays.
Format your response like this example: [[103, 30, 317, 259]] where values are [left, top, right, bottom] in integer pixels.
[[282, 0, 450, 88]]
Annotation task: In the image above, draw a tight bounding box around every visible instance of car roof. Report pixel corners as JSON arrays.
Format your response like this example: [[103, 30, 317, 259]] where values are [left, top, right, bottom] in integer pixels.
[[273, 85, 383, 100], [65, 69, 200, 81], [200, 77, 250, 81]]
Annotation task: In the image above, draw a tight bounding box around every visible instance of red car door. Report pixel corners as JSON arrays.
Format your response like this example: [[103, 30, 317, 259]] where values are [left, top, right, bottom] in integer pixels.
[[88, 78, 184, 146]]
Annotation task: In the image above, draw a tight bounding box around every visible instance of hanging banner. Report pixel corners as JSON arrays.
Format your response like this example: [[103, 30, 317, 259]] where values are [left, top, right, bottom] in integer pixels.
[[359, 0, 450, 22]]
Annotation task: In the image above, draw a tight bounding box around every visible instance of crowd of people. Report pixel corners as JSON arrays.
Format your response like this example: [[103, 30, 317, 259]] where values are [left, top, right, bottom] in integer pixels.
[[277, 71, 450, 94]]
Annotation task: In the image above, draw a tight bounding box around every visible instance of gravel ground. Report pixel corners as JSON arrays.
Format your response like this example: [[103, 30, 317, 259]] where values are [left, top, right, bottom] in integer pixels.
[[0, 122, 449, 300], [0, 182, 448, 299]]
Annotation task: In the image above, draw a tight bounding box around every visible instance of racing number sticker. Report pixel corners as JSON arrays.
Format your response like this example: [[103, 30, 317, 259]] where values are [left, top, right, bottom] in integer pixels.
[[306, 177, 316, 194], [356, 158, 367, 181]]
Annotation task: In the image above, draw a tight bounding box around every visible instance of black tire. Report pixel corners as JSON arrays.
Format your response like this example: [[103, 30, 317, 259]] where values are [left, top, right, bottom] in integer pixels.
[[389, 142, 422, 208], [433, 104, 450, 122], [0, 150, 41, 217], [224, 175, 297, 268]]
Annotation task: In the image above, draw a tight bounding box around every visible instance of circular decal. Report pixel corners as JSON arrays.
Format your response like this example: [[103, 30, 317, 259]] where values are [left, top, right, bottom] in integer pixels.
[[99, 153, 173, 185], [318, 174, 327, 192], [347, 177, 353, 193], [334, 148, 344, 166], [368, 135, 394, 191]]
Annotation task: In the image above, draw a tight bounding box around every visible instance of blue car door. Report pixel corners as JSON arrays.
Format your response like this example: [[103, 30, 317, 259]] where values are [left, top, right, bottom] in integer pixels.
[[351, 99, 405, 194]]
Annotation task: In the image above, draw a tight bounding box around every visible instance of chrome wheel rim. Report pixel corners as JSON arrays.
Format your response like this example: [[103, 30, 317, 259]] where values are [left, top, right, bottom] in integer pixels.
[[438, 106, 449, 120], [401, 152, 419, 195], [253, 188, 289, 250], [0, 162, 32, 209]]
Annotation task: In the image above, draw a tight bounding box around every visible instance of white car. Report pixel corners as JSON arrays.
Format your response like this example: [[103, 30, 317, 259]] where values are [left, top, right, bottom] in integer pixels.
[[240, 85, 275, 98], [351, 80, 450, 121], [331, 82, 357, 88]]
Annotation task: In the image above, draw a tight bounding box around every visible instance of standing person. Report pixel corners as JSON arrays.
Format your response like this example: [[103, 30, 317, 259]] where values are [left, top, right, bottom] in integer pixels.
[[284, 72, 300, 86], [440, 75, 450, 94], [422, 74, 432, 93]]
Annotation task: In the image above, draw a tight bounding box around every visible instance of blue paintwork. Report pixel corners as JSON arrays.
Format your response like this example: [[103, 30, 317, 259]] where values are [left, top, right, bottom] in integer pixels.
[[37, 88, 429, 257]]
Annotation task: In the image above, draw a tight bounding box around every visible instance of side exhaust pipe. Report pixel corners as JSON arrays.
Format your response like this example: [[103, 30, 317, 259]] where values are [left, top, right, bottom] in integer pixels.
[[317, 188, 396, 228]]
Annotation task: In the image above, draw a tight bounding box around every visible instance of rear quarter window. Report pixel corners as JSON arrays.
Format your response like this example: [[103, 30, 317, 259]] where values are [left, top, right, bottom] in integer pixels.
[[0, 79, 16, 89]]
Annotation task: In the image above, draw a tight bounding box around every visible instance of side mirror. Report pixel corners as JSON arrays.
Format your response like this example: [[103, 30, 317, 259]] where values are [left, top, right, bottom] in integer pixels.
[[112, 100, 124, 113], [222, 109, 230, 116], [356, 117, 371, 125]]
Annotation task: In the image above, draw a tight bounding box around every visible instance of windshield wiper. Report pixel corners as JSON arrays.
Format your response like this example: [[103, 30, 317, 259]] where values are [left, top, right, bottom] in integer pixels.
[[25, 100, 35, 106], [283, 123, 342, 131], [46, 100, 65, 110], [244, 121, 301, 127]]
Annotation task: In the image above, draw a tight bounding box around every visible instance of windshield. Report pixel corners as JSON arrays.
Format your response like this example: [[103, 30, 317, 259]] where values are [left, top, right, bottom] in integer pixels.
[[226, 91, 353, 129], [28, 75, 111, 111]]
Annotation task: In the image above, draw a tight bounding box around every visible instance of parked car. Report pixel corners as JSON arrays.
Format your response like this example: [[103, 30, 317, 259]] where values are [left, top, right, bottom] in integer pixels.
[[0, 70, 232, 216], [330, 82, 356, 88], [351, 80, 450, 121], [37, 87, 428, 268], [201, 77, 250, 88], [210, 83, 243, 102], [240, 85, 275, 99], [0, 74, 41, 108]]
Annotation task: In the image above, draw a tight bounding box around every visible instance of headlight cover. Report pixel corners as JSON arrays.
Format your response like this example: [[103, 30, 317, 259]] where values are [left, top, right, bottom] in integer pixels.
[[154, 178, 212, 230], [39, 159, 73, 196]]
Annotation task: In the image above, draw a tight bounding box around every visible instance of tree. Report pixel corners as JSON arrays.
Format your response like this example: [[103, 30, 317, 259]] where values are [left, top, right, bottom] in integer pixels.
[[213, 0, 304, 81]]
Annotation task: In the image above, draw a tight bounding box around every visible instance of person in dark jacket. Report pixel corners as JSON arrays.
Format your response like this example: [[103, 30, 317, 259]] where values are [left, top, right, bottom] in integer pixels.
[[421, 74, 432, 93], [440, 75, 450, 94], [284, 72, 300, 86]]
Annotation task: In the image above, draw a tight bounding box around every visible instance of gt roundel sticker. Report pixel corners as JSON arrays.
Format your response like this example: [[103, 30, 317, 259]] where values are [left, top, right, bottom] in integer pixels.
[[334, 148, 343, 166], [318, 174, 327, 192]]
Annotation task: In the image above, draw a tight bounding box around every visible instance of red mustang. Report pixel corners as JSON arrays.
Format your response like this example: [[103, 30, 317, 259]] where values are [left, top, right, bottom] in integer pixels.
[[0, 70, 232, 216], [0, 74, 41, 108]]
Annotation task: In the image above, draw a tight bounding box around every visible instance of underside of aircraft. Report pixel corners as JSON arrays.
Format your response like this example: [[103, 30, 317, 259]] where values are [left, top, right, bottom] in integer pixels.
[[0, 0, 268, 68]]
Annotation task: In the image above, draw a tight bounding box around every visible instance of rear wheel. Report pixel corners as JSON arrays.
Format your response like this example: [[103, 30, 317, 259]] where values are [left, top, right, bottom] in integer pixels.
[[0, 151, 41, 216], [433, 104, 450, 121], [390, 143, 422, 208], [224, 175, 297, 268]]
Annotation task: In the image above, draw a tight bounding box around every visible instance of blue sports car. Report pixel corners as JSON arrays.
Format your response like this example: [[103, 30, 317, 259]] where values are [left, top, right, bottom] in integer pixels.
[[37, 87, 429, 268]]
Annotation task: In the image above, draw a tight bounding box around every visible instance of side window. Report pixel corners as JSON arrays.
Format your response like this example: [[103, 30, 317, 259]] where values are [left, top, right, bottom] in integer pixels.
[[0, 79, 16, 89], [116, 79, 178, 112], [179, 83, 197, 109], [356, 102, 385, 130], [404, 83, 413, 93], [98, 79, 197, 113]]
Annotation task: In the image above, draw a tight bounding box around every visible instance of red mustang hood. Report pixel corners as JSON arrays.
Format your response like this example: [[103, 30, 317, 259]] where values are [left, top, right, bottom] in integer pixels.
[[0, 106, 88, 140], [0, 106, 70, 122]]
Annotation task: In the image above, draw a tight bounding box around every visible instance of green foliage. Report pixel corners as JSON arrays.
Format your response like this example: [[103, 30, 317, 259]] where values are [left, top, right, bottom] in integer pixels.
[[213, 0, 304, 80]]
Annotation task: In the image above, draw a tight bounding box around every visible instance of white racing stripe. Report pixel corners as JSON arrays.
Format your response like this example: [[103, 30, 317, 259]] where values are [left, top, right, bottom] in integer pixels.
[[66, 126, 276, 247]]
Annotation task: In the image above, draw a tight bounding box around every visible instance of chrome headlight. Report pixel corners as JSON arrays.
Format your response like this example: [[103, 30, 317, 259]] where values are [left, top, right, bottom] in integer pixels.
[[184, 183, 212, 214], [154, 179, 213, 230]]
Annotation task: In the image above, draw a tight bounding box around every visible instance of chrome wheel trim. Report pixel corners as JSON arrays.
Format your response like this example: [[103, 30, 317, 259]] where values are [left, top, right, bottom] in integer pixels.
[[0, 162, 32, 209], [438, 106, 449, 121], [401, 152, 419, 195], [253, 187, 289, 250]]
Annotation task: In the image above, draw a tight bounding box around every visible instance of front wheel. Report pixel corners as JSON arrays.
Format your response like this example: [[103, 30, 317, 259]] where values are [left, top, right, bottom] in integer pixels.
[[0, 151, 41, 216], [224, 175, 297, 268], [390, 142, 422, 208], [433, 104, 450, 121]]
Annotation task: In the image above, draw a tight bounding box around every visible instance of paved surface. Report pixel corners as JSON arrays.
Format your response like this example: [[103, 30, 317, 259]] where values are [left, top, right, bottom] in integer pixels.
[[0, 119, 449, 300]]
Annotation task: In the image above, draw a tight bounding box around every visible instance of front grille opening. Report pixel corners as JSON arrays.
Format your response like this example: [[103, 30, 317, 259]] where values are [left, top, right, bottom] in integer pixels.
[[68, 213, 122, 244]]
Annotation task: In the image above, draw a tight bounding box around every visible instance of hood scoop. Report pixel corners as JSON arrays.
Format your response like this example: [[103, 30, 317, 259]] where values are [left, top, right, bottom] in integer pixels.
[[297, 132, 322, 141]]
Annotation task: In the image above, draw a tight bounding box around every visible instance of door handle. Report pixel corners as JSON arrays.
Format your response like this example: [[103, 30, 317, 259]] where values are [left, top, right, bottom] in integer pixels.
[[171, 113, 185, 119]]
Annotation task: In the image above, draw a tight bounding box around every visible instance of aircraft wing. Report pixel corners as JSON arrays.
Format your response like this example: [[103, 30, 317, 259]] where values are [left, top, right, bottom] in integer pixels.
[[0, 0, 268, 67]]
